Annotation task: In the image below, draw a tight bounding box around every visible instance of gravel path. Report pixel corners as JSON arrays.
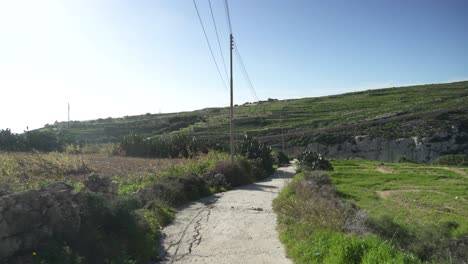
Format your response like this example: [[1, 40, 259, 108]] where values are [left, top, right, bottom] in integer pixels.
[[158, 165, 295, 264]]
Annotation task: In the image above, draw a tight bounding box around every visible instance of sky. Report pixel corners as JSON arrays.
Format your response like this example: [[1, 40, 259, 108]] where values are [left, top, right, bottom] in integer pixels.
[[0, 0, 467, 133]]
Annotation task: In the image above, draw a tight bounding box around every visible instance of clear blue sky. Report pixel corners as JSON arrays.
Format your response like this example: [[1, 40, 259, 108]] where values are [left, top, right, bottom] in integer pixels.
[[1, 0, 467, 132]]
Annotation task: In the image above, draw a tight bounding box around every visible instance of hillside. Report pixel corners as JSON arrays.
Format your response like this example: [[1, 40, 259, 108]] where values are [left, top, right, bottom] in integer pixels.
[[44, 81, 468, 149]]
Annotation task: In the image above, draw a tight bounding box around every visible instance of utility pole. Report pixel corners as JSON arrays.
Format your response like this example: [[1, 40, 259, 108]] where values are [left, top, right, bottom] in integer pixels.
[[280, 111, 285, 153], [68, 102, 70, 128], [230, 33, 234, 165]]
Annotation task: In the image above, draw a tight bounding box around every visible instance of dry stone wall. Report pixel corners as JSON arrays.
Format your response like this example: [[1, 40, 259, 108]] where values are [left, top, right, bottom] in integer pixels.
[[0, 175, 116, 260], [0, 183, 79, 259]]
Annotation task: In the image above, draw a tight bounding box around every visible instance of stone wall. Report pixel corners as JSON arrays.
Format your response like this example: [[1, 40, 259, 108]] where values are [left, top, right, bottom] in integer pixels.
[[0, 175, 116, 260], [0, 183, 79, 259], [307, 131, 468, 163]]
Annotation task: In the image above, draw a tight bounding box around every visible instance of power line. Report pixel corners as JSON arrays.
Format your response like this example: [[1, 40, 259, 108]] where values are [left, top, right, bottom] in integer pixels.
[[223, 0, 232, 34], [192, 0, 228, 91], [208, 0, 229, 82], [221, 0, 259, 102], [234, 44, 259, 102]]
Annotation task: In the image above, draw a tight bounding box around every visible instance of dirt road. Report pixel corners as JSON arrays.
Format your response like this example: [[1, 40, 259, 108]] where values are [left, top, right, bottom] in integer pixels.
[[158, 165, 295, 264]]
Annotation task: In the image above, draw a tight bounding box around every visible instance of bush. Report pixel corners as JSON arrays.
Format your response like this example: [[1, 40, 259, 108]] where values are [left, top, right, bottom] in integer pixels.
[[297, 151, 333, 171], [120, 133, 228, 158], [141, 173, 210, 207], [202, 171, 229, 191], [433, 154, 468, 166], [0, 129, 74, 152], [236, 135, 274, 175], [212, 160, 253, 187], [272, 150, 290, 166], [248, 158, 270, 180], [274, 171, 365, 233], [33, 193, 159, 263]]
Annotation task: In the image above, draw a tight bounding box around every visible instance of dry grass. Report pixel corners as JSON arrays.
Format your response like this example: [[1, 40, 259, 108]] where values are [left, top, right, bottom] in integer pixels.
[[0, 152, 189, 191], [274, 171, 368, 235], [376, 189, 420, 199], [83, 154, 187, 178], [375, 166, 394, 174]]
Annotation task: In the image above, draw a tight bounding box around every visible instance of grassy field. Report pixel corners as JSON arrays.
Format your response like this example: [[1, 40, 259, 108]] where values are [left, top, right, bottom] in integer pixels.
[[274, 159, 467, 263], [42, 81, 468, 148], [0, 152, 209, 192], [273, 170, 420, 263], [330, 159, 468, 236]]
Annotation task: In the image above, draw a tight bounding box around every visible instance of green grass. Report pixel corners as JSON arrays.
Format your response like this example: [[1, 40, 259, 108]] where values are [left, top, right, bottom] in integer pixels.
[[330, 159, 468, 236], [42, 81, 468, 147], [273, 170, 420, 264], [280, 224, 419, 264]]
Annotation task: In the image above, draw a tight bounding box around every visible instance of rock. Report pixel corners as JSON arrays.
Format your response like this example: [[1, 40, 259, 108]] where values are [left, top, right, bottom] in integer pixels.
[[307, 131, 468, 163], [84, 173, 118, 197], [0, 189, 11, 197], [202, 172, 228, 189], [43, 182, 73, 193]]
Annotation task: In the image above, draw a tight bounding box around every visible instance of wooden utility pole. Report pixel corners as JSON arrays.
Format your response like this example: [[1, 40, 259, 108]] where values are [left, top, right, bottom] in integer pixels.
[[68, 102, 70, 128], [280, 111, 285, 153], [230, 34, 234, 165]]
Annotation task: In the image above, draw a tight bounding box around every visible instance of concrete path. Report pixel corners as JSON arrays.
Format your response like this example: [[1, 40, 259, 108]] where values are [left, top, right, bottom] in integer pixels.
[[158, 165, 295, 264]]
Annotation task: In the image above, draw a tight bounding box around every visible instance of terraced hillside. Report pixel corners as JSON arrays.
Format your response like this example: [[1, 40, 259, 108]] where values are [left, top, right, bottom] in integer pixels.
[[44, 81, 468, 150]]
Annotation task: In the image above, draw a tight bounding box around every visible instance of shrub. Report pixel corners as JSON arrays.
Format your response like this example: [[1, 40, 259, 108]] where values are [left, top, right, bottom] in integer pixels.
[[274, 171, 365, 233], [236, 135, 274, 174], [142, 173, 210, 207], [33, 193, 159, 263], [212, 160, 253, 187], [297, 151, 333, 171], [202, 171, 229, 191], [248, 158, 270, 180], [433, 154, 468, 166], [0, 129, 74, 152], [272, 150, 290, 166], [119, 133, 228, 158]]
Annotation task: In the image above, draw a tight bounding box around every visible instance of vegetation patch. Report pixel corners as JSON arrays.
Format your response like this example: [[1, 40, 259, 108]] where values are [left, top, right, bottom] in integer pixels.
[[296, 150, 334, 172], [331, 159, 468, 262], [2, 134, 278, 262], [31, 81, 468, 148], [433, 154, 468, 167], [273, 170, 419, 263]]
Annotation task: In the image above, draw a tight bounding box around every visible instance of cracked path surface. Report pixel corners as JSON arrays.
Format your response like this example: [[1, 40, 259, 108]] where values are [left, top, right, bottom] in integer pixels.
[[158, 166, 295, 264]]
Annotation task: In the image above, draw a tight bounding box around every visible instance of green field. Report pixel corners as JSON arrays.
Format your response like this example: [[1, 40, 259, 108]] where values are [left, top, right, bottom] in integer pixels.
[[331, 160, 468, 236], [43, 81, 468, 147], [273, 160, 467, 263]]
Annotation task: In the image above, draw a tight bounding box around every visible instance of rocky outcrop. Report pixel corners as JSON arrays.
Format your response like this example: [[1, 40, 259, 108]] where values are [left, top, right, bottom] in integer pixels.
[[0, 183, 79, 259], [307, 131, 468, 163]]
